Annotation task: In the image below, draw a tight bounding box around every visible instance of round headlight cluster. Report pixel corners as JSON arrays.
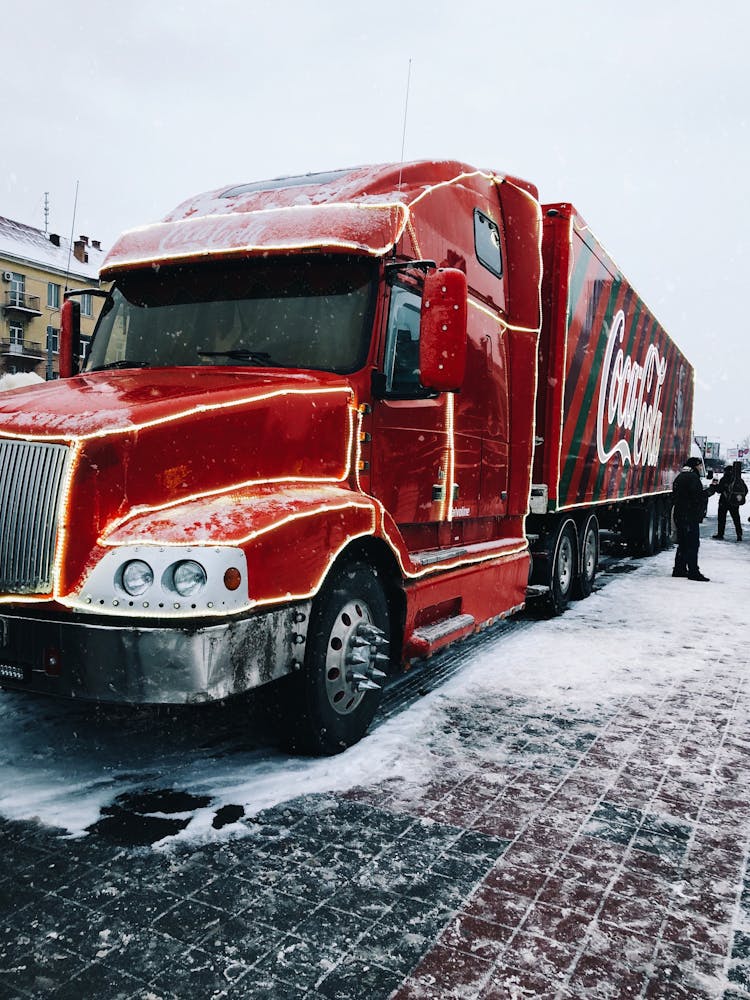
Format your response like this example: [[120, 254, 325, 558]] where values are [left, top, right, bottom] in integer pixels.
[[121, 560, 154, 596], [172, 560, 207, 597], [111, 546, 244, 614], [117, 558, 208, 599]]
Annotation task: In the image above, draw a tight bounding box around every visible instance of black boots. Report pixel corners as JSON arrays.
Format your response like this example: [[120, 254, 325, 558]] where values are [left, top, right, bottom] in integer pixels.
[[674, 567, 709, 581]]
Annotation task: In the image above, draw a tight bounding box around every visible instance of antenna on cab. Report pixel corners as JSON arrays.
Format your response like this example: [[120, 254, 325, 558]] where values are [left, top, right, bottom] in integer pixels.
[[397, 59, 412, 193], [64, 180, 80, 294]]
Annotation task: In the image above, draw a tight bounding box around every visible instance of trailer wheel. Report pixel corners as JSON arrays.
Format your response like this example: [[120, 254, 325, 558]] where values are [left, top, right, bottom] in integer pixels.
[[655, 500, 671, 550], [574, 517, 598, 599], [547, 522, 577, 615], [643, 503, 658, 556], [284, 560, 390, 756], [627, 503, 657, 557]]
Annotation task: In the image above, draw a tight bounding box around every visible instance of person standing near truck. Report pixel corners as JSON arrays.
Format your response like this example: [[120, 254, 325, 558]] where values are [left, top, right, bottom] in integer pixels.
[[712, 462, 747, 541], [672, 457, 716, 581]]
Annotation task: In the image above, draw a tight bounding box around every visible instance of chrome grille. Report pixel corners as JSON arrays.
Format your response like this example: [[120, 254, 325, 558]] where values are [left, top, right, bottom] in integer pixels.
[[0, 440, 69, 593]]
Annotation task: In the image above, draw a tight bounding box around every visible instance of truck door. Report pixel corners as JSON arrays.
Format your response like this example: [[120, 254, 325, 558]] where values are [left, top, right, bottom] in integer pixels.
[[369, 279, 480, 552]]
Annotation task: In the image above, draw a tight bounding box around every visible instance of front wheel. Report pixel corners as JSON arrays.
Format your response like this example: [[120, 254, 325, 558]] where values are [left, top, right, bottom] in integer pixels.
[[284, 560, 391, 756]]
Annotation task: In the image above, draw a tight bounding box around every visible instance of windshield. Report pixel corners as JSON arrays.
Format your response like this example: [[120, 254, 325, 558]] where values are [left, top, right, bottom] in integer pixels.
[[86, 254, 378, 374]]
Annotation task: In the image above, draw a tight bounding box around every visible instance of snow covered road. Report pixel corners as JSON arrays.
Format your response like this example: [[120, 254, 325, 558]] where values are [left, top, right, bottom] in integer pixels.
[[3, 504, 750, 998], [0, 502, 747, 849]]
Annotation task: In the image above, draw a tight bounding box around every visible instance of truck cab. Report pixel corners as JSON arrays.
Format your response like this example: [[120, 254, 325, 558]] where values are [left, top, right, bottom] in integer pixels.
[[0, 161, 543, 753]]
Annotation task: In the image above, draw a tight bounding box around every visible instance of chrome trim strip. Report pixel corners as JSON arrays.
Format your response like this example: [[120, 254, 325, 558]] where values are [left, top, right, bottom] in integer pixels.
[[410, 536, 526, 567]]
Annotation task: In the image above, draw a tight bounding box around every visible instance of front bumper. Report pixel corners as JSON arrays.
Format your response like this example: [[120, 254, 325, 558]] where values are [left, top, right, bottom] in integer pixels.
[[0, 603, 310, 704]]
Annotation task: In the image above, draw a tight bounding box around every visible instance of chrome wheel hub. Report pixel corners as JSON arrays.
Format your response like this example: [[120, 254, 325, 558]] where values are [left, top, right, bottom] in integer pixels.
[[558, 535, 574, 592], [583, 531, 596, 579], [324, 602, 389, 715]]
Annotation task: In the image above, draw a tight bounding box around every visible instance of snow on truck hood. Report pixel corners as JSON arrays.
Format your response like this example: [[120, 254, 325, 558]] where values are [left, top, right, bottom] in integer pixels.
[[0, 369, 353, 441]]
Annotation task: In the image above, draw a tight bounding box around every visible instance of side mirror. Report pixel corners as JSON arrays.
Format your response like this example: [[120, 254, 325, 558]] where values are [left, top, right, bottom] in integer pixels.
[[419, 268, 468, 392], [60, 298, 81, 378]]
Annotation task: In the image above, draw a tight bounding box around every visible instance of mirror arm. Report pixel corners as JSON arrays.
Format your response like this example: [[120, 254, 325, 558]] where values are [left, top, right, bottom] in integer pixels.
[[63, 287, 109, 302], [384, 259, 437, 283]]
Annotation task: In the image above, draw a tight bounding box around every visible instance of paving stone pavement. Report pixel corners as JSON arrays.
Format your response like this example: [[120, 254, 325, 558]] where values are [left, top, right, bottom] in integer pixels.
[[2, 678, 750, 1000], [2, 546, 750, 997]]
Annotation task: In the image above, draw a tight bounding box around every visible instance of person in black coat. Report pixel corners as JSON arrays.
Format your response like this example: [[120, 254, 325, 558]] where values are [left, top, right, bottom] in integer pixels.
[[712, 462, 748, 541], [672, 457, 717, 581]]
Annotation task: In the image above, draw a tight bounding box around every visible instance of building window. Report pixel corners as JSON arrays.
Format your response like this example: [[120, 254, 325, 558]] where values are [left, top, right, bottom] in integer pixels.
[[80, 292, 93, 317], [47, 325, 59, 354], [80, 335, 91, 362], [9, 323, 24, 349], [47, 282, 60, 309], [9, 273, 25, 308]]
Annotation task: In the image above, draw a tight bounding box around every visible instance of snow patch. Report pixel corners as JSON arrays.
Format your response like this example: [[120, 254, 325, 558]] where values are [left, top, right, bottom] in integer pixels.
[[0, 371, 44, 391]]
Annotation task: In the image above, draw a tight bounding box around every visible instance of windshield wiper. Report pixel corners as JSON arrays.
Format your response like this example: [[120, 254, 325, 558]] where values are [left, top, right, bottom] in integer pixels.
[[197, 348, 272, 366], [88, 359, 151, 372]]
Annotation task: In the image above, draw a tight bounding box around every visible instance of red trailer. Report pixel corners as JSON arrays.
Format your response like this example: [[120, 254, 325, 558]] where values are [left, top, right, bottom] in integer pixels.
[[0, 161, 693, 753], [529, 204, 694, 608]]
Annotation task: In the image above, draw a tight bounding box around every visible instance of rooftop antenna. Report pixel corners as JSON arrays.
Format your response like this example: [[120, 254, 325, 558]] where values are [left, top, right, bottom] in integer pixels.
[[43, 192, 49, 234], [64, 180, 79, 292], [397, 58, 412, 193]]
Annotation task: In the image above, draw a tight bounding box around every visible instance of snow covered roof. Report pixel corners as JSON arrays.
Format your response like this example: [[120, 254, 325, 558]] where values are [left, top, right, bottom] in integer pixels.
[[101, 160, 504, 275], [0, 215, 105, 282]]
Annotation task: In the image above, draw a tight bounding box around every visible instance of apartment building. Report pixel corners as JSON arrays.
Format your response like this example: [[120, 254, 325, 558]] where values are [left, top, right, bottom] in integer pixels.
[[0, 215, 106, 378]]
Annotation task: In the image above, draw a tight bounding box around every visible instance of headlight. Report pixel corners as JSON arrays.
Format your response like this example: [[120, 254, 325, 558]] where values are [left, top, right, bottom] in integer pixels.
[[172, 560, 207, 597], [120, 560, 154, 596], [81, 546, 247, 615]]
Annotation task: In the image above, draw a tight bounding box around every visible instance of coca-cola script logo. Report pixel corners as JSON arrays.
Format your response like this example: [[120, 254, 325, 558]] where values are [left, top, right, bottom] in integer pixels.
[[596, 309, 667, 467]]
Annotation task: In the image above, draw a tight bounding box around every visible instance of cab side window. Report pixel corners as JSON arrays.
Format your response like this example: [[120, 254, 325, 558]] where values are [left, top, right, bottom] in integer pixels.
[[383, 285, 423, 395], [474, 208, 503, 278]]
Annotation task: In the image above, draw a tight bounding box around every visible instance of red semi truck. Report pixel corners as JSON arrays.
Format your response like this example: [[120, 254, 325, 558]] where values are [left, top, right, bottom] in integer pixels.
[[0, 161, 693, 753]]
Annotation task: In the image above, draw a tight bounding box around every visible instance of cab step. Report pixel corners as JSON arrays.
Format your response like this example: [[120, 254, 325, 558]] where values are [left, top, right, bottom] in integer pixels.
[[406, 613, 476, 658]]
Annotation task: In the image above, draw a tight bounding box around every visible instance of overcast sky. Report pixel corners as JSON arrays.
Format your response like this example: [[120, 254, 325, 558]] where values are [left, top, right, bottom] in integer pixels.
[[4, 1, 747, 443]]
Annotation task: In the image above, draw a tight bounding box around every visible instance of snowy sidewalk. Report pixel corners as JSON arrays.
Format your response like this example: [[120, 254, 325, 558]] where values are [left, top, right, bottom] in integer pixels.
[[2, 511, 750, 999]]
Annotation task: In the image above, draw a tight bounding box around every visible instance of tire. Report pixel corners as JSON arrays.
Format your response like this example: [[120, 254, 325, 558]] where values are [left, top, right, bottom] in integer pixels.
[[627, 503, 656, 557], [574, 517, 598, 599], [659, 501, 673, 549], [642, 502, 657, 556], [283, 560, 391, 756], [656, 499, 672, 551], [547, 522, 577, 615]]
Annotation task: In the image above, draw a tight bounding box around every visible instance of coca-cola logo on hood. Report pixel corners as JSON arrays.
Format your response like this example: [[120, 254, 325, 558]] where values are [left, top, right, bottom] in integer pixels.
[[596, 309, 667, 468]]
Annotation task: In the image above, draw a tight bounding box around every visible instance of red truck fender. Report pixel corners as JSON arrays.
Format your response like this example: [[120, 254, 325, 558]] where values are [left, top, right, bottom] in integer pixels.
[[76, 484, 382, 615]]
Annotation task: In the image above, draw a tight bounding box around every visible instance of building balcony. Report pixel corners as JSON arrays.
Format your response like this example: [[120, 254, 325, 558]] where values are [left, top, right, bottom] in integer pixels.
[[0, 339, 44, 360], [3, 291, 42, 316]]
